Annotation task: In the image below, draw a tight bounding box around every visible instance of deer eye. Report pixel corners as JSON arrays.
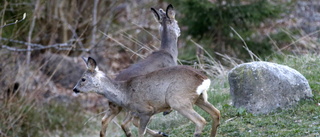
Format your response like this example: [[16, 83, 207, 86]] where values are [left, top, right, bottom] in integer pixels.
[[81, 78, 86, 82]]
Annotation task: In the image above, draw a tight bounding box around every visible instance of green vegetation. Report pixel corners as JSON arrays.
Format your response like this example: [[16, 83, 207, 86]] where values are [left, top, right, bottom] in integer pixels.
[[0, 98, 92, 137], [168, 0, 289, 60]]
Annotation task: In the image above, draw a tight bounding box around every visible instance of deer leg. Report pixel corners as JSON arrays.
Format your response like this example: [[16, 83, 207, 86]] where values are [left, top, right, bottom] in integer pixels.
[[174, 107, 207, 137], [131, 116, 168, 137], [121, 111, 133, 137], [138, 115, 152, 137], [195, 95, 220, 137], [100, 102, 122, 137]]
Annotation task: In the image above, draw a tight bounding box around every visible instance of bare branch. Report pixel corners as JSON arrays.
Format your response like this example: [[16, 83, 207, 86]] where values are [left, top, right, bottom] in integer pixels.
[[1, 44, 89, 52], [26, 0, 41, 65], [0, 13, 26, 29], [0, 37, 77, 48], [0, 37, 90, 52], [1, 45, 71, 51], [90, 0, 99, 50]]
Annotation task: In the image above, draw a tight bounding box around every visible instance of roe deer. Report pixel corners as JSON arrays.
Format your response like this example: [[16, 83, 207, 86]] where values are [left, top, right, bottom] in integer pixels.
[[115, 4, 180, 81], [98, 4, 180, 137], [73, 57, 220, 137]]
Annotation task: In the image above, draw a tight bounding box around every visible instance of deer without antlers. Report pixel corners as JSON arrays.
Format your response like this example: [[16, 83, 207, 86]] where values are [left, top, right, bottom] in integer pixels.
[[115, 4, 180, 81], [73, 57, 220, 137], [98, 4, 180, 137]]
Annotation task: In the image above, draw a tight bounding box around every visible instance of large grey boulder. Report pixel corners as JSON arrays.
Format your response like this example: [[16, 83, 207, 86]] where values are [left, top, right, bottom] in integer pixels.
[[228, 61, 313, 114]]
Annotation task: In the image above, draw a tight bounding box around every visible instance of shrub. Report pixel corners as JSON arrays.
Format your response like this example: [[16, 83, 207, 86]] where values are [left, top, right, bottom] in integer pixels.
[[167, 0, 285, 60]]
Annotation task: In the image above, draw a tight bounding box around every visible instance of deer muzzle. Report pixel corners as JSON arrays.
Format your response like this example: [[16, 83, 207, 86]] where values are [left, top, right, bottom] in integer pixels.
[[73, 88, 80, 94]]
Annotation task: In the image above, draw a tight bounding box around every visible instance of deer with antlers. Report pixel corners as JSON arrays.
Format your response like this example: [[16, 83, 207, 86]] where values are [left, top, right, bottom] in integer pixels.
[[73, 57, 220, 137]]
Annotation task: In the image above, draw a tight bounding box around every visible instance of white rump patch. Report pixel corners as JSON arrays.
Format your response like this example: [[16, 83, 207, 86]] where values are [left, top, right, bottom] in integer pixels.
[[196, 79, 211, 95]]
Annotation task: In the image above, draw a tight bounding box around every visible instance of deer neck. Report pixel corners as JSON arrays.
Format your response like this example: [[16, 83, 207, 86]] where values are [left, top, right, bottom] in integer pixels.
[[97, 77, 128, 107], [160, 20, 178, 60]]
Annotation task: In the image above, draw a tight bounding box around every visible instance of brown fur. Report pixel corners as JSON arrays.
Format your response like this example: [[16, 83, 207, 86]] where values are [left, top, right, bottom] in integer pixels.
[[98, 4, 181, 137], [73, 57, 220, 137]]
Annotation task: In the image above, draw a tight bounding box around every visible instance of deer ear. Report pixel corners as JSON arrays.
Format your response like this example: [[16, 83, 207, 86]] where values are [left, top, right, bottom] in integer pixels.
[[151, 8, 160, 21], [82, 56, 88, 63], [166, 4, 175, 19], [87, 57, 97, 71]]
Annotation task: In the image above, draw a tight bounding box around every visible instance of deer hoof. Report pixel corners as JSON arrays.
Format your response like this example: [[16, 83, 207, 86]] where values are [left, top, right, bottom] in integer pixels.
[[158, 131, 169, 136], [163, 110, 173, 116], [126, 133, 132, 137]]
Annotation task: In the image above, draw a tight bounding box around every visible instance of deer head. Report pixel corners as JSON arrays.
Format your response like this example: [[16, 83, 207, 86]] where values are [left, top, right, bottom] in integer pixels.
[[115, 4, 180, 81], [149, 4, 180, 67], [151, 4, 180, 38], [73, 57, 106, 94]]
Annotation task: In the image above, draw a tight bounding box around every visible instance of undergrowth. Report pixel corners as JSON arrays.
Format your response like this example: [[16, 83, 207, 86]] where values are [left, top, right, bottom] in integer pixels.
[[0, 97, 92, 137]]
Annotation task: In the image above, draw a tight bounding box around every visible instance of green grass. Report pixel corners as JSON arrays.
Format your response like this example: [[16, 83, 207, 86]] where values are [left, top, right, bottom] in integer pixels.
[[220, 100, 319, 137]]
